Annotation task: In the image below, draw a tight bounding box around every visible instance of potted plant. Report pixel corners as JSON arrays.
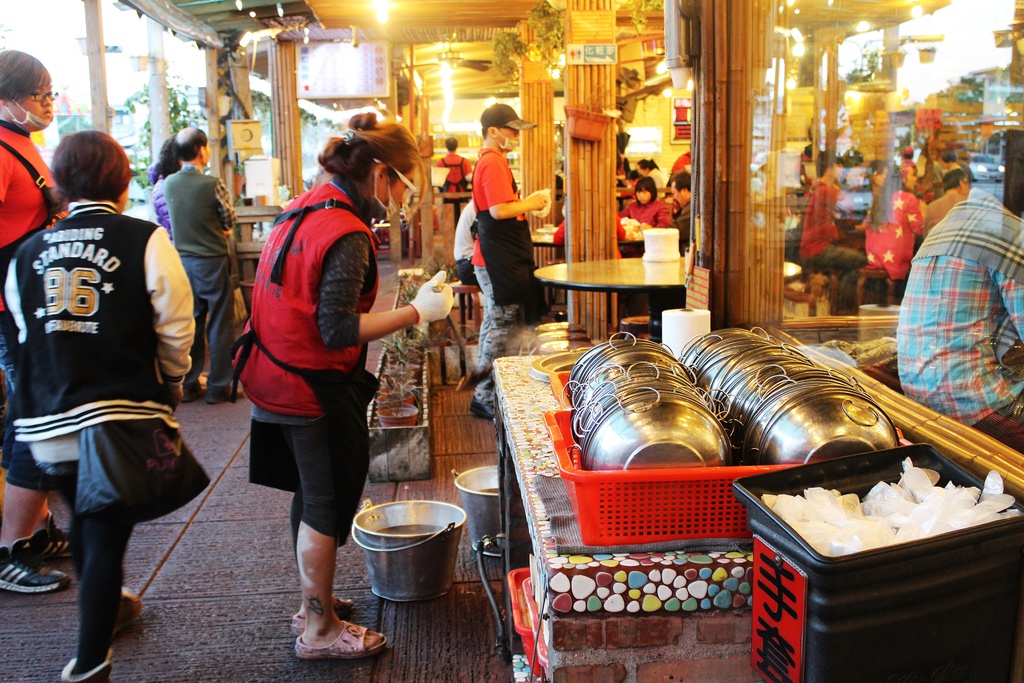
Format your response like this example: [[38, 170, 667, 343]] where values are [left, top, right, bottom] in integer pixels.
[[375, 330, 424, 427], [564, 104, 617, 142]]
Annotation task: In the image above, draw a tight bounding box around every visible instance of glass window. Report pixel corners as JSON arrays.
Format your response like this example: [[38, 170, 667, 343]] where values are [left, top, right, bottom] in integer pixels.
[[751, 0, 1019, 336]]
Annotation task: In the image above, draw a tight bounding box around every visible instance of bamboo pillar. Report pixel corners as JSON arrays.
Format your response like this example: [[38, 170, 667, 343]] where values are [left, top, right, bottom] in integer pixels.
[[564, 0, 617, 340], [268, 40, 303, 200], [418, 66, 436, 263], [83, 0, 110, 134], [519, 20, 557, 234]]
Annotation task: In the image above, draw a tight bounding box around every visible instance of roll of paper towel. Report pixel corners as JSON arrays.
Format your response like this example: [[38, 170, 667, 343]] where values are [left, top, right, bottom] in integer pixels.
[[661, 308, 711, 358]]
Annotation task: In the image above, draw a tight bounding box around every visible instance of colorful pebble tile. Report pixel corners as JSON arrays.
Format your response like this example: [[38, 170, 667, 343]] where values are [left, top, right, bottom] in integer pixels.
[[493, 357, 754, 617]]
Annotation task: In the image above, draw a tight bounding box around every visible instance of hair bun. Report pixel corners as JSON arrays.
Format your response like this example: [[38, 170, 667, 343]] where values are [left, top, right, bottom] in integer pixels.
[[349, 113, 378, 131]]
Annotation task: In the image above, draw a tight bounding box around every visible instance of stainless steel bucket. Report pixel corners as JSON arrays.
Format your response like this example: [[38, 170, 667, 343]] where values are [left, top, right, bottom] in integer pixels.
[[352, 500, 465, 601], [453, 467, 501, 556]]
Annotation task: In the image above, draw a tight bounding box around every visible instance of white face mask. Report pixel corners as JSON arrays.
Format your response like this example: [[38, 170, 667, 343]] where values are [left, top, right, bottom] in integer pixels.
[[495, 130, 519, 152], [3, 100, 51, 133]]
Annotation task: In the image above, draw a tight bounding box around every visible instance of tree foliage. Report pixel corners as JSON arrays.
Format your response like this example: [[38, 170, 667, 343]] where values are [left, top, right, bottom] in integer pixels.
[[124, 78, 199, 190]]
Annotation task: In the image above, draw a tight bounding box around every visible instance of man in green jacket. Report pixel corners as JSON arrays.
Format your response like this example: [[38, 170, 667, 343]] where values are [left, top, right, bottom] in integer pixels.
[[164, 127, 237, 404]]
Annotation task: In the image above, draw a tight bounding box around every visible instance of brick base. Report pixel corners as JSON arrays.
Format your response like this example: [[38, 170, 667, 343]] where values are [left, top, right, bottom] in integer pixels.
[[637, 656, 759, 683], [547, 611, 757, 683]]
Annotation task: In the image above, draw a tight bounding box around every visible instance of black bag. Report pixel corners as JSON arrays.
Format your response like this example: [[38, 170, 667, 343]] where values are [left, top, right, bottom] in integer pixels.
[[76, 419, 211, 524]]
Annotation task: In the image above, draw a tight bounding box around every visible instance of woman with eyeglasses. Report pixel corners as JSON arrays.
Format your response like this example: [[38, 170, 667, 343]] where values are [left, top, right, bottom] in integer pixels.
[[0, 50, 73, 597], [236, 113, 453, 661]]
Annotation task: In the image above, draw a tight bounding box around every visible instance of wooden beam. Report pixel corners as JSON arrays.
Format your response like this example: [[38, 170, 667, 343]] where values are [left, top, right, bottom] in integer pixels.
[[205, 47, 222, 178], [83, 0, 110, 134]]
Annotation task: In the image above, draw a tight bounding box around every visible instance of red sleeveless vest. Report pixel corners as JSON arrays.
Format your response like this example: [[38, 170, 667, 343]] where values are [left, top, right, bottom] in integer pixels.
[[240, 184, 378, 417]]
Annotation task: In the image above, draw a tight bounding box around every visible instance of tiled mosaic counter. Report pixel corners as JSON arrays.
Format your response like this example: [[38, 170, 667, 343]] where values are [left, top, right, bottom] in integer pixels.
[[493, 357, 758, 683]]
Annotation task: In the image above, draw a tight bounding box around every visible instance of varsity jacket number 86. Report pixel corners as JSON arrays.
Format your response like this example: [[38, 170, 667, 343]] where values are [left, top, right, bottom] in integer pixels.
[[4, 204, 195, 443]]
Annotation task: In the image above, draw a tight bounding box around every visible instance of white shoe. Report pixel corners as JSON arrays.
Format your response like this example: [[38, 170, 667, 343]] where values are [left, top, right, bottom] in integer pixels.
[[61, 651, 112, 682]]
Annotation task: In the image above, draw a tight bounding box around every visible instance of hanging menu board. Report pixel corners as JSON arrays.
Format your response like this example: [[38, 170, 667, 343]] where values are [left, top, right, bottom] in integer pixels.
[[297, 41, 390, 99]]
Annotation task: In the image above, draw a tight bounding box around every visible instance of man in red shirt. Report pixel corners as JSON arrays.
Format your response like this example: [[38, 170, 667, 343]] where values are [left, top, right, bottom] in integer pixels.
[[436, 137, 473, 216], [469, 104, 549, 419], [798, 153, 866, 313]]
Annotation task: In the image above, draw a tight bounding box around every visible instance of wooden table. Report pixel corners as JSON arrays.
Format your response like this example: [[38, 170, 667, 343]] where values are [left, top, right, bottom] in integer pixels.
[[533, 258, 689, 342], [233, 206, 281, 281], [234, 205, 282, 242]]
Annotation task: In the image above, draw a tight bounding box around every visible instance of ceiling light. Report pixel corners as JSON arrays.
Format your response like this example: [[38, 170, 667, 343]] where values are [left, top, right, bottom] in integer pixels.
[[235, 0, 242, 10], [248, 11, 255, 17], [911, 5, 923, 19], [687, 78, 693, 90], [786, 0, 794, 6], [790, 27, 803, 43], [792, 42, 806, 57], [550, 68, 561, 79], [786, 77, 797, 89], [656, 60, 668, 74], [276, 3, 283, 17], [856, 21, 870, 33], [662, 88, 673, 98], [374, 0, 388, 23]]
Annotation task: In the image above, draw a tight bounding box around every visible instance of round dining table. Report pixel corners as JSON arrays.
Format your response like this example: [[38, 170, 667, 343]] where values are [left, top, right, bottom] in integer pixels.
[[533, 258, 689, 342]]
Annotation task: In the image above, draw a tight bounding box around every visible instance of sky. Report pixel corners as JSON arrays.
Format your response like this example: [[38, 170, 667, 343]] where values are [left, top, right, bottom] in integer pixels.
[[835, 0, 1015, 105], [0, 0, 207, 107]]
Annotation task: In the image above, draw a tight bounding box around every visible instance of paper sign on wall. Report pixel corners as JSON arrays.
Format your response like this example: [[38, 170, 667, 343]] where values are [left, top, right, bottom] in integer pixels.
[[297, 42, 390, 99], [685, 266, 710, 310]]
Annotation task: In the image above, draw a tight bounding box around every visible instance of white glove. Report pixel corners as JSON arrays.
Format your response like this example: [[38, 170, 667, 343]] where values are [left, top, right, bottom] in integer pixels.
[[409, 271, 454, 324], [527, 188, 552, 217]]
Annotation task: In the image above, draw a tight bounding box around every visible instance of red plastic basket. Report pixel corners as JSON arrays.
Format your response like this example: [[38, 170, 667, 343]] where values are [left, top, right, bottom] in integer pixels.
[[508, 568, 548, 678], [544, 410, 789, 546]]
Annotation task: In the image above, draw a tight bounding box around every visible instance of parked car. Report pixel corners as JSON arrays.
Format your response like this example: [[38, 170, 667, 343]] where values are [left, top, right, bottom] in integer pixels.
[[968, 153, 1004, 183]]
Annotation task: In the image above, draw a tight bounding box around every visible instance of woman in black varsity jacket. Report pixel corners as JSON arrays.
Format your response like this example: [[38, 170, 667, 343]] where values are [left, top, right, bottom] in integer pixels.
[[5, 131, 194, 683]]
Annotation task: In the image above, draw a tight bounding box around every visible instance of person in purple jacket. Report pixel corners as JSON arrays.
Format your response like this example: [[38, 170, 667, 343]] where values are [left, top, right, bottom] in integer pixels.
[[148, 136, 180, 240]]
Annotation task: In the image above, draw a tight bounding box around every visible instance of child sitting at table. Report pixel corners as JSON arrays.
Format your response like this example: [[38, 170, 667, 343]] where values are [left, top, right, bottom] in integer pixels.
[[619, 176, 671, 229]]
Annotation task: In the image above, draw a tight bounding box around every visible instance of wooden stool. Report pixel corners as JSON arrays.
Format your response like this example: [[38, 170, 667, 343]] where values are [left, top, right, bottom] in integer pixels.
[[450, 283, 482, 332], [855, 268, 896, 308], [618, 315, 650, 338]]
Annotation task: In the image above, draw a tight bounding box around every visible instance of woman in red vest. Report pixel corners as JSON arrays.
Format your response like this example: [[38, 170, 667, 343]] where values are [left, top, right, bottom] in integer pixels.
[[237, 114, 453, 661]]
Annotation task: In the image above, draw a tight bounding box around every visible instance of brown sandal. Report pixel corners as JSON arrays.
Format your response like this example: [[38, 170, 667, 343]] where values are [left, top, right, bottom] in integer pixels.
[[294, 621, 387, 660], [290, 595, 354, 635]]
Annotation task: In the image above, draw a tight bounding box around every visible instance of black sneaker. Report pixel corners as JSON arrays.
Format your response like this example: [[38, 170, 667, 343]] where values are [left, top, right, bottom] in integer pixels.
[[469, 398, 495, 420], [0, 538, 71, 593], [180, 386, 204, 403], [30, 512, 71, 559]]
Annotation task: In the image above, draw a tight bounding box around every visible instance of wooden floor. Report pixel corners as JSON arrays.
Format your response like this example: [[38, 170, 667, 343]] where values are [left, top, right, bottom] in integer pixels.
[[0, 259, 513, 683]]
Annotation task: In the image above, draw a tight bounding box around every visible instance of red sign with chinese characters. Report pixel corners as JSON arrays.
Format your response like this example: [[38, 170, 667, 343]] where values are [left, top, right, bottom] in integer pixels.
[[752, 536, 807, 683], [915, 108, 943, 132]]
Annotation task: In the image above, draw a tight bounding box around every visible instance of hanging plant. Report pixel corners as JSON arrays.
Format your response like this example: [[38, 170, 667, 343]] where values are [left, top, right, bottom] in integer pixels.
[[492, 30, 527, 84], [528, 0, 565, 73], [630, 0, 663, 36]]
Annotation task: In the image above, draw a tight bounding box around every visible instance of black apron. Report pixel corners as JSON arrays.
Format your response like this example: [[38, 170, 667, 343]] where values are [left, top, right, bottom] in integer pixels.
[[476, 211, 546, 324], [233, 195, 380, 538]]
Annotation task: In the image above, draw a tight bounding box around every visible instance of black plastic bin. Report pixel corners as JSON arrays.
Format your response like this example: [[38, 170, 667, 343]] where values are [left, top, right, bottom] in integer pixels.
[[732, 444, 1024, 683]]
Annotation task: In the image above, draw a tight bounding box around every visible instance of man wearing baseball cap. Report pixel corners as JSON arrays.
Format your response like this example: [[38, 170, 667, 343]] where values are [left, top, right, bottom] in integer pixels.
[[467, 103, 550, 419]]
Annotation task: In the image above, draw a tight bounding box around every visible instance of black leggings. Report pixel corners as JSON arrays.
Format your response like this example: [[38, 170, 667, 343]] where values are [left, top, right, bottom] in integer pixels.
[[280, 418, 369, 550], [53, 472, 134, 674]]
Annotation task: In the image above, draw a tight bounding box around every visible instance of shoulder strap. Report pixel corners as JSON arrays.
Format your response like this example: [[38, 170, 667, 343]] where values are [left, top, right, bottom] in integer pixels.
[[269, 198, 358, 286], [0, 138, 47, 191]]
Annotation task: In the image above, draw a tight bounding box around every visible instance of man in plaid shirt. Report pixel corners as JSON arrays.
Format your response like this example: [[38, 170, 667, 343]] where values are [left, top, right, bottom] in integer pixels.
[[898, 188, 1024, 451]]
